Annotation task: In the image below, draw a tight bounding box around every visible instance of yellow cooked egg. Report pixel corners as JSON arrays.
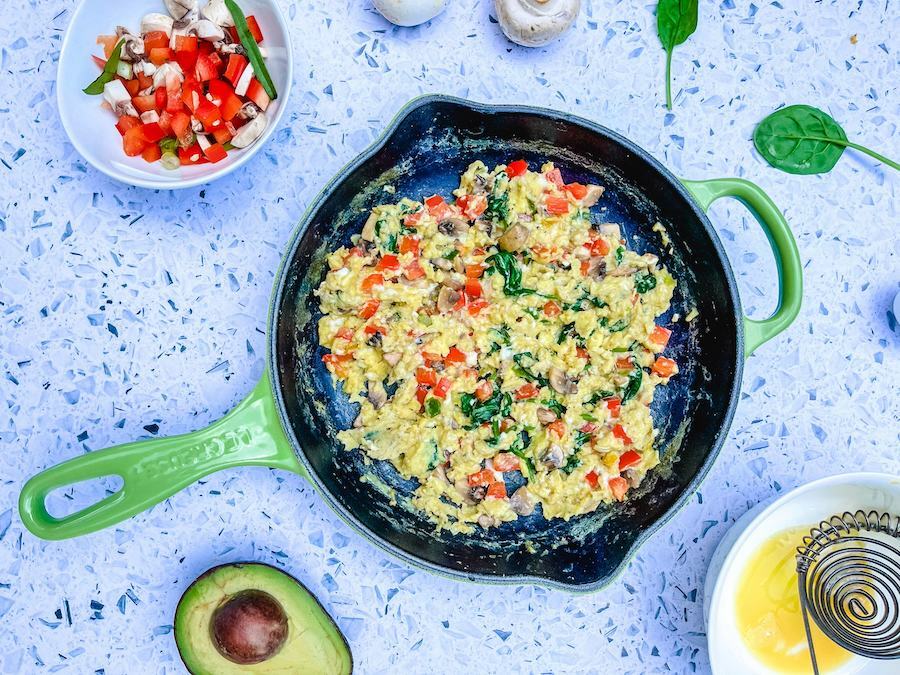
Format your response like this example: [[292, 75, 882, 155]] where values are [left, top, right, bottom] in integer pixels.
[[315, 160, 678, 534]]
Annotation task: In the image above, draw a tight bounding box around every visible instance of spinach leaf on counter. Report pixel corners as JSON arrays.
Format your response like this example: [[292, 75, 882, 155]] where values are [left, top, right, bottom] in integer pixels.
[[657, 0, 699, 110]]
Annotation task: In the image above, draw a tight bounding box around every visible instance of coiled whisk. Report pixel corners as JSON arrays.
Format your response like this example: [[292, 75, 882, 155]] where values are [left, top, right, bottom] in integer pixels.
[[796, 510, 900, 674]]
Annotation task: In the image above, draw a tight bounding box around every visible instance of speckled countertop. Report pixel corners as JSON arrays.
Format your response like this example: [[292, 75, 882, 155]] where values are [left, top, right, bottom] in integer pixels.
[[0, 1, 898, 673]]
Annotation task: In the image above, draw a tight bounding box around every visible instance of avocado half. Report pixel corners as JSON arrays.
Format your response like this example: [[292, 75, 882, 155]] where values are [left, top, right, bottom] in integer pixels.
[[174, 562, 352, 674]]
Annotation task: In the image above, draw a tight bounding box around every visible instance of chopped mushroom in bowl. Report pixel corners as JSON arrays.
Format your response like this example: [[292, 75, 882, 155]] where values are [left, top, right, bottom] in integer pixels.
[[57, 0, 292, 189]]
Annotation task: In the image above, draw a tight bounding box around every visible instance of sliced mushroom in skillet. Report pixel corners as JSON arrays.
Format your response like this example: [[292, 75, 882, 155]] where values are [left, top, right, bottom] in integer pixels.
[[367, 381, 388, 410], [536, 407, 557, 425], [498, 224, 531, 252], [437, 285, 462, 313], [437, 216, 469, 238], [581, 184, 605, 207], [549, 367, 578, 395], [509, 486, 535, 516], [541, 445, 565, 469]]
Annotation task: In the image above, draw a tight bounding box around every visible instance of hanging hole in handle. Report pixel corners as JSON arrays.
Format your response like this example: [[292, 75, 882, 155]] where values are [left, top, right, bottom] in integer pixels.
[[45, 475, 124, 519]]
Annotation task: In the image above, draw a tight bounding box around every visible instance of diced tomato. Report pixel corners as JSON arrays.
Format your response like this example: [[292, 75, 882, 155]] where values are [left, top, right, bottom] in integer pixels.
[[546, 196, 570, 216], [466, 299, 488, 316], [579, 422, 597, 433], [376, 254, 400, 272], [245, 15, 264, 43], [619, 450, 642, 471], [543, 301, 561, 317], [246, 79, 270, 111], [649, 325, 672, 349], [433, 377, 452, 399], [547, 419, 567, 439], [576, 346, 590, 360], [195, 52, 218, 81], [404, 210, 424, 228], [580, 260, 590, 276], [589, 237, 610, 256], [485, 481, 507, 500], [464, 278, 482, 299], [404, 260, 425, 280], [474, 380, 493, 402], [96, 35, 118, 59], [120, 77, 140, 96], [615, 356, 633, 371], [453, 293, 467, 312], [115, 115, 141, 136], [140, 122, 165, 143], [585, 470, 599, 489], [421, 351, 442, 366], [652, 357, 677, 378], [177, 144, 203, 165], [398, 236, 420, 256], [457, 194, 487, 220], [175, 45, 199, 71], [166, 74, 184, 113], [416, 368, 438, 387], [492, 453, 520, 472], [207, 79, 233, 101], [415, 385, 428, 406], [141, 143, 161, 163], [358, 299, 380, 319], [136, 71, 153, 91], [195, 99, 224, 131], [122, 126, 147, 156], [544, 167, 563, 187], [445, 347, 466, 365], [612, 424, 633, 445], [153, 87, 167, 112], [336, 326, 355, 341], [515, 383, 540, 400], [143, 31, 169, 52], [212, 126, 233, 145], [606, 397, 621, 418], [468, 469, 496, 487], [202, 142, 228, 163], [170, 111, 192, 145], [322, 352, 353, 379], [424, 195, 451, 221], [223, 54, 248, 86], [609, 476, 629, 501], [465, 264, 484, 278], [157, 112, 173, 136], [174, 35, 198, 52], [361, 273, 384, 294], [206, 50, 223, 72], [506, 159, 528, 178], [220, 93, 244, 121], [133, 95, 157, 113], [564, 183, 588, 200], [149, 47, 174, 66], [363, 324, 386, 336], [461, 367, 478, 380]]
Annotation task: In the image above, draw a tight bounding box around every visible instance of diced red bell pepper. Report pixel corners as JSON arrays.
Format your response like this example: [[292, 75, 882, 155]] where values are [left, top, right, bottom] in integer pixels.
[[322, 352, 353, 379], [445, 347, 466, 365], [404, 210, 424, 228], [456, 194, 487, 220], [398, 236, 420, 256], [649, 325, 672, 349], [465, 264, 484, 278], [485, 481, 507, 500], [136, 71, 153, 91], [155, 87, 168, 112], [170, 111, 193, 146], [166, 75, 184, 113], [363, 324, 386, 336], [433, 377, 451, 399], [543, 301, 561, 317], [588, 237, 610, 256], [120, 77, 140, 96], [619, 450, 642, 471], [421, 351, 442, 366], [544, 167, 563, 187], [492, 453, 520, 472], [360, 273, 384, 293], [122, 126, 147, 157], [177, 143, 203, 165], [615, 356, 633, 371], [220, 94, 244, 121], [576, 346, 590, 360], [474, 380, 493, 402], [545, 196, 570, 216], [515, 383, 540, 400], [141, 143, 162, 163], [358, 299, 380, 319], [175, 48, 198, 72], [246, 78, 270, 111], [195, 52, 218, 82], [212, 126, 233, 145], [174, 35, 198, 52], [564, 183, 588, 200], [466, 299, 488, 316], [115, 115, 141, 136], [140, 122, 165, 143], [415, 368, 438, 387], [207, 78, 233, 102], [246, 15, 264, 43], [157, 112, 173, 135], [467, 469, 495, 486], [415, 385, 429, 407], [609, 476, 628, 501], [547, 419, 567, 439], [149, 47, 174, 66], [424, 194, 452, 221], [376, 254, 400, 272], [132, 94, 157, 114], [612, 424, 633, 445], [143, 31, 169, 52], [464, 278, 482, 299], [585, 470, 599, 489], [195, 99, 224, 131], [335, 326, 355, 341], [403, 260, 425, 280], [202, 142, 228, 163], [223, 54, 248, 86], [506, 159, 528, 178], [652, 357, 677, 378], [606, 397, 621, 419]]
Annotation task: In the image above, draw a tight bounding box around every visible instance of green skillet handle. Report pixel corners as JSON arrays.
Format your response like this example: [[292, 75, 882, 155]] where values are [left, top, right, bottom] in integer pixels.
[[680, 177, 803, 357], [18, 374, 304, 540]]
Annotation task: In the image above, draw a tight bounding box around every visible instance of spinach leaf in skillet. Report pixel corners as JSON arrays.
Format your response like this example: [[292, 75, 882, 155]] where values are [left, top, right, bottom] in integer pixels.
[[656, 0, 699, 110]]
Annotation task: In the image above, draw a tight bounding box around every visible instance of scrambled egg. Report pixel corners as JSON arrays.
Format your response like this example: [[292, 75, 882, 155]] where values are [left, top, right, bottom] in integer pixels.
[[315, 160, 678, 534]]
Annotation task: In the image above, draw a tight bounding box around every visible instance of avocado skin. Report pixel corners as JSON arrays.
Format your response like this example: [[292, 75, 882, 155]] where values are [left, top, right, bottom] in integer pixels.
[[175, 562, 353, 675]]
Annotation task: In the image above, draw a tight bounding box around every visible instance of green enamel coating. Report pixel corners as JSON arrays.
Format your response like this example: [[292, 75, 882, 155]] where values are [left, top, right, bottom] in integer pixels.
[[681, 177, 803, 357], [18, 374, 302, 540]]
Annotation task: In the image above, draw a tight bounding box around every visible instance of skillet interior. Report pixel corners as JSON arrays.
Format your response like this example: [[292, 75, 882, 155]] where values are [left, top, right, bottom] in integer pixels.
[[272, 97, 741, 589]]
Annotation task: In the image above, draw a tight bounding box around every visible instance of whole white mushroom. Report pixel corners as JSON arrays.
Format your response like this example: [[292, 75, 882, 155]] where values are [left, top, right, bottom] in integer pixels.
[[373, 0, 449, 27], [494, 0, 581, 47]]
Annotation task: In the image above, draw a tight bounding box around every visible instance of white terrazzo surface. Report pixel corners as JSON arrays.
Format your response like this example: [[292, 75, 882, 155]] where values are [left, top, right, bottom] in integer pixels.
[[1, 1, 898, 673]]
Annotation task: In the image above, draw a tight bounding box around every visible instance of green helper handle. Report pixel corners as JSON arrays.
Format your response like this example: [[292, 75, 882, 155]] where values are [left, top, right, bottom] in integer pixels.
[[680, 177, 803, 357], [18, 374, 304, 540]]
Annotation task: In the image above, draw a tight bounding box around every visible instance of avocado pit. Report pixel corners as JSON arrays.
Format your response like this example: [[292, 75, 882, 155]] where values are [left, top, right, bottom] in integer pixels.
[[211, 589, 288, 665]]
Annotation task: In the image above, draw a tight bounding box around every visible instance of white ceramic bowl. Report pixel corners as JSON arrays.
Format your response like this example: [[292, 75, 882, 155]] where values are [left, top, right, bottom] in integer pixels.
[[705, 472, 900, 675], [57, 0, 292, 189]]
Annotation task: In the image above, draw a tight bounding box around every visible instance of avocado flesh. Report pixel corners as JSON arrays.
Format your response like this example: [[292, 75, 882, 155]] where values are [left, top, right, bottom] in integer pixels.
[[175, 563, 352, 675]]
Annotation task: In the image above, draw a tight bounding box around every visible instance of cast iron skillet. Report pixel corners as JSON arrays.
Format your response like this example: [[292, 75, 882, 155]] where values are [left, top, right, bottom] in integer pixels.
[[19, 96, 802, 591]]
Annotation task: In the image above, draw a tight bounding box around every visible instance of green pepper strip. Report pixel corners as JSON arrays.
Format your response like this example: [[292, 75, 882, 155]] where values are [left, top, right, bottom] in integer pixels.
[[224, 0, 278, 100], [83, 39, 125, 95]]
